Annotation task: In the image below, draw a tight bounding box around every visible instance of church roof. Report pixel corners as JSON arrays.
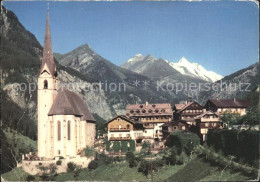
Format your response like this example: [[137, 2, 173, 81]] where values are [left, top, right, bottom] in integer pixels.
[[39, 9, 57, 77], [48, 88, 96, 122]]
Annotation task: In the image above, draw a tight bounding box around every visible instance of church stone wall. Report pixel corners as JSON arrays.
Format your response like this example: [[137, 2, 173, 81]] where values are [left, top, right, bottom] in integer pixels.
[[22, 156, 94, 175]]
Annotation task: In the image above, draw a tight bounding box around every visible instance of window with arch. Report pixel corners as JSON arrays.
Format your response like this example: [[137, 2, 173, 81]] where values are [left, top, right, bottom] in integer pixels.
[[58, 121, 61, 141], [44, 80, 48, 89], [68, 120, 71, 140]]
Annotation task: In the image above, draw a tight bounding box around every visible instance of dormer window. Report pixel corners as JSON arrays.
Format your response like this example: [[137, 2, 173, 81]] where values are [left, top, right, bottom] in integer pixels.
[[140, 105, 143, 108], [44, 80, 48, 89], [152, 104, 156, 108], [142, 109, 146, 113]]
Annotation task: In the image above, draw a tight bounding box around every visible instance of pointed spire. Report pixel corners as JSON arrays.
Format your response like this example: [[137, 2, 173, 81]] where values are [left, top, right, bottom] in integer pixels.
[[40, 5, 57, 77]]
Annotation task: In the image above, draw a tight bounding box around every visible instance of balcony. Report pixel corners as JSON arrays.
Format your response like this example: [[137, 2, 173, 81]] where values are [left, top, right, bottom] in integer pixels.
[[109, 128, 130, 132], [144, 126, 154, 129], [109, 137, 131, 141]]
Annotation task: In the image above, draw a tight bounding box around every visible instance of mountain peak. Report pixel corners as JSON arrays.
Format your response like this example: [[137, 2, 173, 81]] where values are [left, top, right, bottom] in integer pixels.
[[127, 54, 144, 63], [178, 57, 191, 65]]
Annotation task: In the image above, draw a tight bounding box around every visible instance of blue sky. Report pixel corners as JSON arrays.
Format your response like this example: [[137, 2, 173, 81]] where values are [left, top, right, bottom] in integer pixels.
[[3, 1, 259, 76]]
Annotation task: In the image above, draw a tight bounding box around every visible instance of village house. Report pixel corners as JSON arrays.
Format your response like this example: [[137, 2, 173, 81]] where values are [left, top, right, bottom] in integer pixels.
[[105, 115, 144, 142], [204, 99, 251, 116], [126, 102, 172, 141], [195, 110, 221, 141], [161, 120, 189, 139], [173, 101, 204, 126]]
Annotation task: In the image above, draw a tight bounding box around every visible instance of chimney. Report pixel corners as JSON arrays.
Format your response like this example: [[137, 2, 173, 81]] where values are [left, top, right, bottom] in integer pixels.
[[145, 101, 149, 107], [233, 98, 236, 102], [203, 109, 206, 113]]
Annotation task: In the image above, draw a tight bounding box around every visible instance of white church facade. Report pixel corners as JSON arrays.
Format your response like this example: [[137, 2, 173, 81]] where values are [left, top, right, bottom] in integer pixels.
[[37, 9, 96, 160]]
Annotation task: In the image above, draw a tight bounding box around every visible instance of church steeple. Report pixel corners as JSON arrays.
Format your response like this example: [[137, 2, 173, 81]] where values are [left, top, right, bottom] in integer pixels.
[[40, 7, 57, 78]]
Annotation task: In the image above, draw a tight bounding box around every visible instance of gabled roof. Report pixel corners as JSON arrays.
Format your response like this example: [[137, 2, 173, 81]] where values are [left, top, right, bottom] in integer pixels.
[[195, 111, 219, 119], [105, 115, 143, 125], [206, 99, 251, 108], [178, 101, 203, 113], [39, 10, 57, 78], [174, 104, 186, 111], [48, 88, 95, 122]]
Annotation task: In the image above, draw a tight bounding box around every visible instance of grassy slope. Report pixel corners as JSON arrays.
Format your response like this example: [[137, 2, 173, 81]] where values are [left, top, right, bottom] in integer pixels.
[[168, 157, 251, 181], [3, 129, 37, 151], [2, 157, 250, 181], [56, 162, 184, 181]]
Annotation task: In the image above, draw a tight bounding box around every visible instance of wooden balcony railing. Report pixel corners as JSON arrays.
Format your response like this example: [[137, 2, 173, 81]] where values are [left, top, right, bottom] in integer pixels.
[[109, 136, 131, 141], [109, 128, 130, 132]]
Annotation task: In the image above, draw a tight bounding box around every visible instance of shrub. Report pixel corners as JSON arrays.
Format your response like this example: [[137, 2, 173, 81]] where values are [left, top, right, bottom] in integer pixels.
[[126, 151, 138, 168], [26, 175, 35, 181], [113, 141, 121, 152], [129, 140, 136, 152], [138, 160, 150, 177], [142, 141, 151, 150], [67, 162, 76, 172], [177, 152, 187, 165], [106, 140, 112, 152], [88, 160, 99, 170], [56, 160, 62, 165], [85, 146, 94, 157], [165, 131, 200, 155], [121, 141, 128, 152]]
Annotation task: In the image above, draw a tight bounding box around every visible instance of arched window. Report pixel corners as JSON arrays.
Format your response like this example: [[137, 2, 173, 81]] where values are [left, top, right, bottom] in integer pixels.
[[58, 121, 61, 141], [44, 80, 48, 89], [67, 120, 71, 140], [127, 124, 130, 129]]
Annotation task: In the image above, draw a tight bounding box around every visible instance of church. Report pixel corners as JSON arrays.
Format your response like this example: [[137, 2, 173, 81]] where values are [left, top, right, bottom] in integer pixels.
[[37, 9, 96, 159]]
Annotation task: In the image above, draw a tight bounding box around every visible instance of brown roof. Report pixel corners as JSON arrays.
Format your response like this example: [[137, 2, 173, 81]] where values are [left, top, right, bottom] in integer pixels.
[[48, 88, 95, 122], [105, 115, 143, 125], [126, 102, 172, 116], [207, 99, 251, 108], [195, 111, 219, 119], [39, 10, 57, 77], [176, 102, 203, 113], [174, 104, 186, 110]]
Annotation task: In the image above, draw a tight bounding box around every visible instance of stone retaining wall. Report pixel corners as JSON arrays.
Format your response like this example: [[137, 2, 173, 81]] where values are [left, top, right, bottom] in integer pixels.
[[22, 156, 94, 175]]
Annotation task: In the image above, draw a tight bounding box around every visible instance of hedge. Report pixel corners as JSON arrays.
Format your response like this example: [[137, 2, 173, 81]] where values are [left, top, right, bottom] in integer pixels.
[[106, 140, 136, 152], [207, 129, 259, 167]]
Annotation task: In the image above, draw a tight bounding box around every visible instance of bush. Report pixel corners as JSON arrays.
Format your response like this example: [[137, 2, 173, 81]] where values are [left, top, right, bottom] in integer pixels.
[[113, 141, 121, 152], [56, 160, 62, 165], [142, 141, 151, 150], [165, 131, 200, 155], [85, 146, 94, 157], [67, 162, 76, 172], [126, 151, 138, 168], [138, 160, 150, 177], [162, 147, 178, 165], [121, 141, 128, 152], [88, 160, 99, 170], [106, 140, 112, 152], [26, 175, 35, 181], [129, 140, 136, 152], [177, 152, 187, 165]]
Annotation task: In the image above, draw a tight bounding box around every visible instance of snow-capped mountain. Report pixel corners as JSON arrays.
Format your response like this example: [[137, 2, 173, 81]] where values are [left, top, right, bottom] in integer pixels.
[[122, 55, 223, 82], [168, 57, 223, 82]]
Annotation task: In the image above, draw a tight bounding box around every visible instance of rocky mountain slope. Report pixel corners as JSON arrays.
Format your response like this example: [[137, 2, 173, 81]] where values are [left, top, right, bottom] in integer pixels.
[[122, 54, 223, 82], [1, 6, 114, 138], [198, 62, 259, 104]]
